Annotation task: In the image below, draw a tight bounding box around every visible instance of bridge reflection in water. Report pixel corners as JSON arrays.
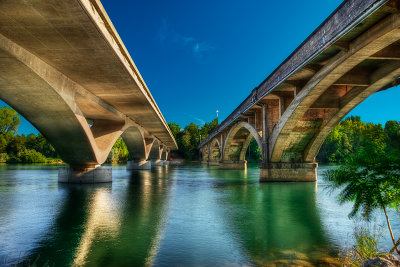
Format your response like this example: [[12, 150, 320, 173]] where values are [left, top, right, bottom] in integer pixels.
[[205, 166, 336, 266], [29, 168, 170, 266], [0, 165, 346, 266]]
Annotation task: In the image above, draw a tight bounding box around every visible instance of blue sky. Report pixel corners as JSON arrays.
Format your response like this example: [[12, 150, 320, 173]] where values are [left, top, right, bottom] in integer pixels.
[[2, 0, 399, 134]]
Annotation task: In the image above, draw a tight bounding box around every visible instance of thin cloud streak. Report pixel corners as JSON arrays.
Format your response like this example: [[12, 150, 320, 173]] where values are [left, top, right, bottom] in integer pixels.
[[158, 19, 215, 58]]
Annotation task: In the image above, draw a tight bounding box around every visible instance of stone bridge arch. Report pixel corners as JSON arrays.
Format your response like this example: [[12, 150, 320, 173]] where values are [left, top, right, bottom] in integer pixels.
[[221, 121, 263, 169], [200, 146, 209, 163], [266, 13, 400, 181], [208, 138, 222, 165]]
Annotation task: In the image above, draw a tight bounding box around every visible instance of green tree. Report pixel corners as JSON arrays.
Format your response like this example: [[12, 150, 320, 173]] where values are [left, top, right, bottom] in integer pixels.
[[200, 118, 218, 141], [0, 107, 20, 134], [325, 140, 400, 255], [168, 122, 181, 139]]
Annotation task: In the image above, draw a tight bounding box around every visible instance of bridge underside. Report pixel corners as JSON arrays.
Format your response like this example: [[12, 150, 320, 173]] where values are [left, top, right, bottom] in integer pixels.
[[0, 0, 176, 182], [199, 0, 400, 182]]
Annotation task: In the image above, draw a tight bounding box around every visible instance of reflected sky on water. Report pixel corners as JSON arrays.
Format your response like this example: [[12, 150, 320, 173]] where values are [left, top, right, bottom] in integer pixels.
[[0, 164, 398, 266]]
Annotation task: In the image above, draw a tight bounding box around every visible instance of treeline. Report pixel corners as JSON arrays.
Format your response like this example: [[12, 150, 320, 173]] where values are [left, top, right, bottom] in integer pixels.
[[0, 107, 61, 163], [317, 116, 400, 163], [1, 105, 399, 164], [168, 116, 400, 164], [0, 106, 130, 164], [168, 119, 218, 160]]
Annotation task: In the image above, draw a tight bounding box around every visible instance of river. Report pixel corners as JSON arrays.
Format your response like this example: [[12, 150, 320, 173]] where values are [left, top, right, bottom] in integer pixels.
[[0, 164, 398, 266]]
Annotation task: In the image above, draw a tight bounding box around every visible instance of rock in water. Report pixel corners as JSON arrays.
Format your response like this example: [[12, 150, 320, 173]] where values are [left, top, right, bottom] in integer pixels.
[[363, 254, 400, 267]]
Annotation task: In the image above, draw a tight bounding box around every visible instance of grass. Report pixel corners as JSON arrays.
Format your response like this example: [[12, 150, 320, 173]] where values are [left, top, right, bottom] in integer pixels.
[[340, 226, 386, 266]]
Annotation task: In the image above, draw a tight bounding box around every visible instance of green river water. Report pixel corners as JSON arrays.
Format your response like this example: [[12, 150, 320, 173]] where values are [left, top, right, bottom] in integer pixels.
[[0, 164, 398, 266]]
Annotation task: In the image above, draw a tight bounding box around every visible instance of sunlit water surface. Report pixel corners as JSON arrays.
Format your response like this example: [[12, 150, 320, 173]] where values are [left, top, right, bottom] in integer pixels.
[[0, 164, 398, 266]]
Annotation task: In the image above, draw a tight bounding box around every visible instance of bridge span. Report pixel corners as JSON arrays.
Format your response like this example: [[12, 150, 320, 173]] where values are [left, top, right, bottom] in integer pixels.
[[199, 0, 400, 182], [0, 0, 177, 183]]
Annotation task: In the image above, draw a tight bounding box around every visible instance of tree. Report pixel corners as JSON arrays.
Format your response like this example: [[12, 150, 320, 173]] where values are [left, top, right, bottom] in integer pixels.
[[0, 107, 20, 135], [325, 139, 400, 255], [200, 118, 218, 140], [168, 122, 181, 139]]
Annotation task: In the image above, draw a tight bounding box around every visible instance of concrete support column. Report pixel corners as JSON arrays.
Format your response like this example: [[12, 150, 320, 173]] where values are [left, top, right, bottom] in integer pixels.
[[58, 165, 112, 183], [127, 160, 151, 170], [219, 160, 247, 170], [261, 104, 269, 163], [259, 162, 317, 182]]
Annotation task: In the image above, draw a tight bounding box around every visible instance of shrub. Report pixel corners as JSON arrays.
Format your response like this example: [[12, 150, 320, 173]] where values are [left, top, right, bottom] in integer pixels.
[[0, 153, 8, 163], [18, 149, 47, 163], [340, 227, 384, 266]]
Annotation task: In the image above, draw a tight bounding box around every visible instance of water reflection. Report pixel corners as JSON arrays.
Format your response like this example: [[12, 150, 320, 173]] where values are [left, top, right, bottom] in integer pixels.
[[26, 168, 170, 266], [73, 188, 120, 266], [2, 165, 397, 266], [205, 167, 336, 266]]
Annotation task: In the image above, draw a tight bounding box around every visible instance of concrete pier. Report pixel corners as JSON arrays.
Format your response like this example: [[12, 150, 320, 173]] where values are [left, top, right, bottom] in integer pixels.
[[151, 160, 164, 167], [219, 160, 247, 170], [259, 163, 317, 182], [207, 160, 220, 166], [127, 160, 151, 170], [58, 166, 112, 183]]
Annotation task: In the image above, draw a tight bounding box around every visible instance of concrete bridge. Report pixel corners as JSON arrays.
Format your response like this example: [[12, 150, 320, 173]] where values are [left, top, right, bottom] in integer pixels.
[[0, 0, 177, 183], [199, 0, 400, 182]]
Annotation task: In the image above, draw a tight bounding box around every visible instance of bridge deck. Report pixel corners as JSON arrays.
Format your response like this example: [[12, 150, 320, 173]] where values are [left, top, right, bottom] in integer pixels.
[[0, 0, 177, 149]]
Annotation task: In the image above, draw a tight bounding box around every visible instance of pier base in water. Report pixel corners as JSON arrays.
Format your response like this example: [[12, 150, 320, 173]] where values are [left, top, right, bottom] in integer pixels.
[[219, 160, 247, 170], [151, 160, 164, 167], [259, 162, 317, 182], [207, 160, 219, 166], [58, 166, 112, 183], [127, 160, 151, 170]]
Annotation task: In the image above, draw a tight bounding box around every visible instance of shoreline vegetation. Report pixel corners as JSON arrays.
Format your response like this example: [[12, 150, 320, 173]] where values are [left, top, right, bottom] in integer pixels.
[[0, 106, 399, 166]]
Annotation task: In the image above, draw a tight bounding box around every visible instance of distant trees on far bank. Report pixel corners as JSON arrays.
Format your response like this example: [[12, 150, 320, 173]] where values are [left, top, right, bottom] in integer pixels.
[[169, 115, 400, 164], [0, 105, 398, 165], [318, 116, 400, 163], [0, 107, 60, 163]]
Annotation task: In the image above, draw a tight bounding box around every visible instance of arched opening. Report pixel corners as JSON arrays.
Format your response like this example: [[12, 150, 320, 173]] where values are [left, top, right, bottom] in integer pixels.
[[245, 138, 262, 164], [223, 121, 263, 162], [200, 146, 209, 162], [148, 140, 161, 161], [221, 121, 263, 169], [209, 139, 221, 161]]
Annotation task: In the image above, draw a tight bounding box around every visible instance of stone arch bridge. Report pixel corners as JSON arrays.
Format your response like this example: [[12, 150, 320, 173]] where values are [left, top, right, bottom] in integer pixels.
[[0, 0, 177, 183], [199, 0, 400, 182]]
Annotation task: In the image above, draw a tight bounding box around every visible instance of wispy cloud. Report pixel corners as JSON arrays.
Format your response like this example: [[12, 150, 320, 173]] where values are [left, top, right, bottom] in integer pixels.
[[158, 19, 215, 58], [183, 113, 206, 125]]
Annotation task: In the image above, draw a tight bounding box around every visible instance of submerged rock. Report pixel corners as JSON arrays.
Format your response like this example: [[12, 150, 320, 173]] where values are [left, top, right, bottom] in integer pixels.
[[316, 257, 341, 266], [363, 254, 400, 267]]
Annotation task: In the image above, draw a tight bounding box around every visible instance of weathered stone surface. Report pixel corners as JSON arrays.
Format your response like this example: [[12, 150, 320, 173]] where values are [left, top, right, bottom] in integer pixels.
[[151, 160, 164, 167], [127, 160, 151, 170], [219, 160, 247, 170], [363, 254, 400, 267], [316, 257, 341, 266], [260, 163, 317, 182], [208, 160, 220, 166], [58, 166, 112, 183]]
